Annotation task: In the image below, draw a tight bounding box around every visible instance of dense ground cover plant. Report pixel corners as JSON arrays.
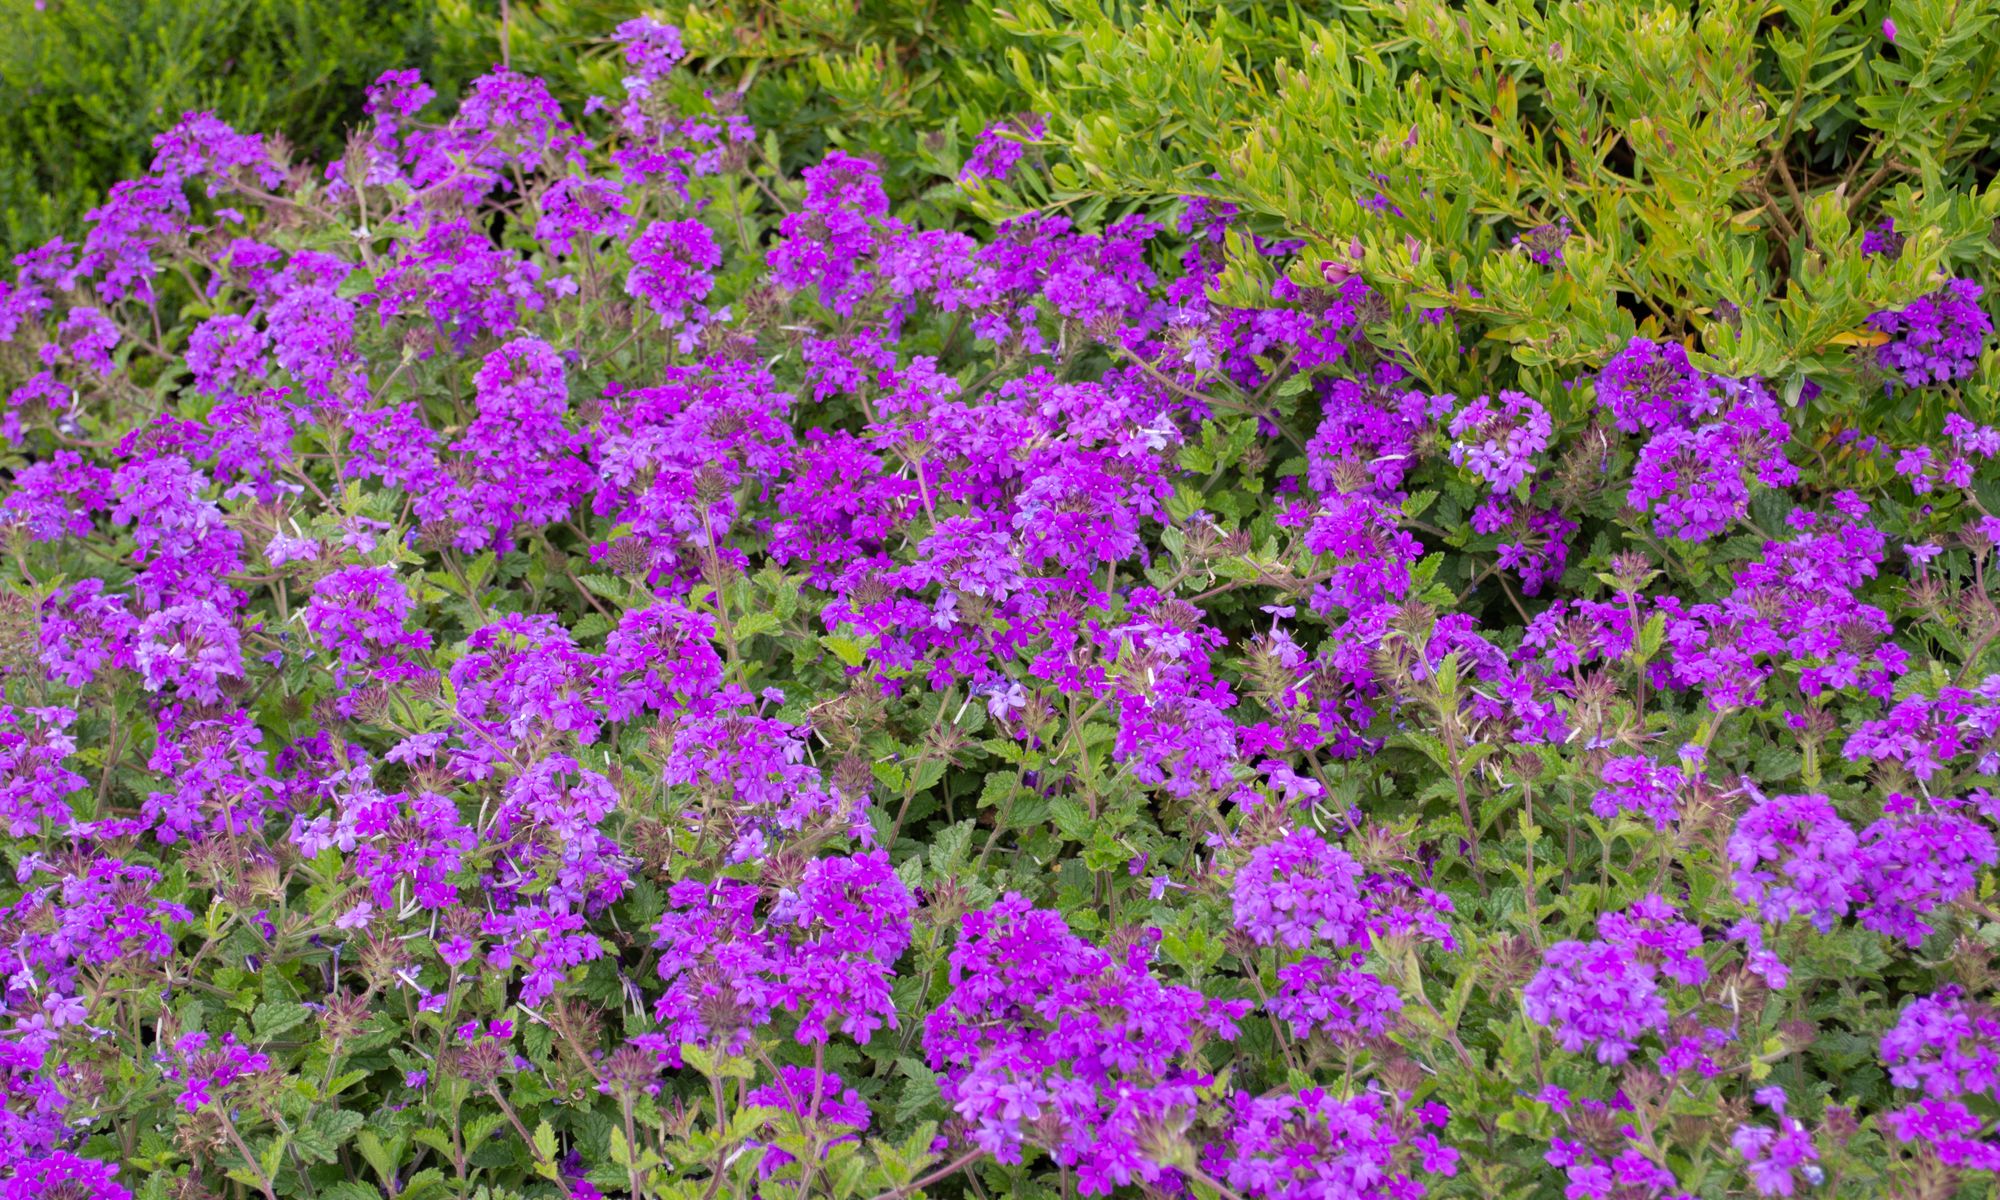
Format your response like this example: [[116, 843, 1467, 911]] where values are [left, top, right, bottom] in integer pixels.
[[0, 7, 1998, 1200]]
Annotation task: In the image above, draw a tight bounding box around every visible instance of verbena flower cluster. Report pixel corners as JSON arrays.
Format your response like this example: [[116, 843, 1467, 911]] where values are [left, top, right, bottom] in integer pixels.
[[0, 16, 1996, 1200]]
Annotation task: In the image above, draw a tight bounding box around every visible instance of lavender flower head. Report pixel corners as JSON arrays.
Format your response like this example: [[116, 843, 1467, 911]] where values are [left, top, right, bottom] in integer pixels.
[[1447, 390, 1552, 492], [1869, 277, 1991, 388], [1523, 938, 1669, 1064], [1231, 828, 1371, 950], [1727, 792, 1861, 932]]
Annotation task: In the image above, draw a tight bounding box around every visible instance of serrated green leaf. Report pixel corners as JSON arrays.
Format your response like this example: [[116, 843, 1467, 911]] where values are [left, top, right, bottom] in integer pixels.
[[252, 999, 310, 1040]]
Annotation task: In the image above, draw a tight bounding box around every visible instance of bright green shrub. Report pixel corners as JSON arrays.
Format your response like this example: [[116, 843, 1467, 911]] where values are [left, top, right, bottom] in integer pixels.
[[991, 0, 2000, 419]]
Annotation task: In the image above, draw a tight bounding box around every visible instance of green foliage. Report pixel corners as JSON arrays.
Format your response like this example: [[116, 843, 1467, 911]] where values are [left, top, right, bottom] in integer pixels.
[[993, 0, 2000, 403], [672, 0, 1023, 188], [0, 0, 446, 254], [430, 0, 640, 107]]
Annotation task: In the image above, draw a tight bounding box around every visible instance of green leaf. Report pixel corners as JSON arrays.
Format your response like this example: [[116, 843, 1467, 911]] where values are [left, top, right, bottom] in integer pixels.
[[893, 1057, 944, 1125], [258, 1133, 287, 1184], [929, 819, 978, 873], [466, 551, 497, 590], [819, 633, 870, 667], [977, 770, 1020, 809], [532, 1120, 561, 1177], [355, 1130, 398, 1182], [464, 1111, 508, 1151], [297, 1108, 365, 1163], [1635, 612, 1667, 660], [733, 609, 780, 639], [1049, 797, 1094, 843], [252, 999, 310, 1040], [400, 1168, 449, 1200]]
